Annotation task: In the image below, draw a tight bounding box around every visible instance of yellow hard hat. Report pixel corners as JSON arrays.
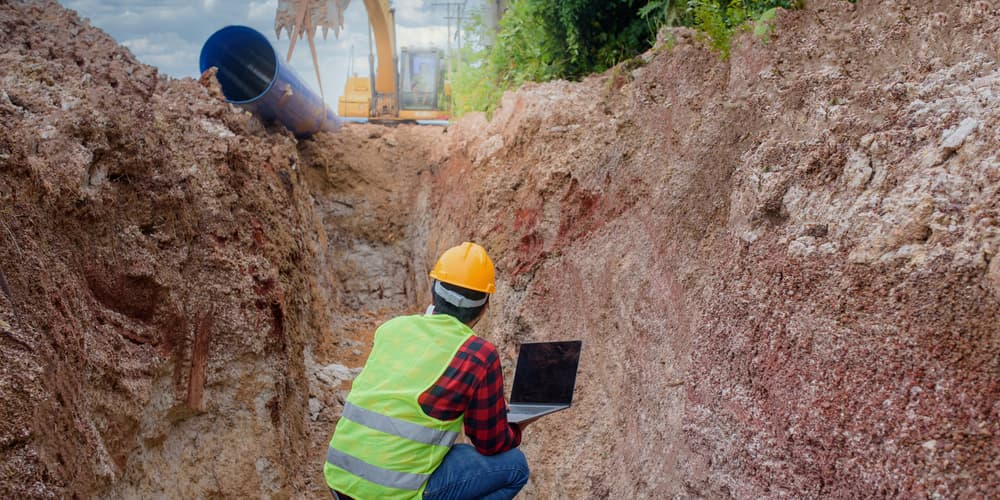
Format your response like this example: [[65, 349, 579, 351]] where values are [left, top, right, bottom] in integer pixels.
[[429, 242, 496, 294]]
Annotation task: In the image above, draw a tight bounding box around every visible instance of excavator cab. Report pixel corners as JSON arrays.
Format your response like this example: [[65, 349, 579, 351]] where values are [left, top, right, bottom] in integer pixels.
[[339, 48, 450, 121], [398, 48, 443, 111]]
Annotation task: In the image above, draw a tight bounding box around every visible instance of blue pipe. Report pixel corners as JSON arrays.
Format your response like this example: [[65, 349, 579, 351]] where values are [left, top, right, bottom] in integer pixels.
[[199, 26, 341, 138]]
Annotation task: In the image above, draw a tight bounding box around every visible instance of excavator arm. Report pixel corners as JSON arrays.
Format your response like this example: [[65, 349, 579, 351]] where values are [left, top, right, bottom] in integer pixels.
[[275, 0, 449, 121], [361, 0, 397, 98]]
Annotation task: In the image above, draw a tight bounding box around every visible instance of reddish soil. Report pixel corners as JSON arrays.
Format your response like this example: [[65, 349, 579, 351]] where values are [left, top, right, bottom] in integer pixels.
[[424, 1, 999, 497], [2, 0, 998, 499]]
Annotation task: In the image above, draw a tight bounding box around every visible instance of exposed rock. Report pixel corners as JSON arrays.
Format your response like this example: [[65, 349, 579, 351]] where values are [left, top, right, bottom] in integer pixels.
[[941, 117, 980, 152], [474, 134, 504, 165], [844, 151, 873, 190], [308, 398, 322, 421], [314, 363, 361, 387]]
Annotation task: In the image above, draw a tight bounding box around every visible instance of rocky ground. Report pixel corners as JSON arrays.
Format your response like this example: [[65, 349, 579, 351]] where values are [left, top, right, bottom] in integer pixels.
[[1, 0, 998, 498], [421, 0, 999, 497]]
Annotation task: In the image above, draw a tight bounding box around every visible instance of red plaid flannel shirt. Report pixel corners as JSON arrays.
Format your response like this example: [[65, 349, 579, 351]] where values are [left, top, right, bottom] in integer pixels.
[[418, 335, 522, 455]]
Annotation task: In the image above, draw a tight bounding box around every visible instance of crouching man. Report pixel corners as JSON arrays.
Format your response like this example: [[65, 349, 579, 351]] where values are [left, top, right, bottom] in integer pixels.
[[323, 242, 531, 500]]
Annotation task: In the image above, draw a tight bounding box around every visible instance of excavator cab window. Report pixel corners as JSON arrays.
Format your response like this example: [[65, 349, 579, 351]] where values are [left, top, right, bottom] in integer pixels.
[[399, 49, 441, 111]]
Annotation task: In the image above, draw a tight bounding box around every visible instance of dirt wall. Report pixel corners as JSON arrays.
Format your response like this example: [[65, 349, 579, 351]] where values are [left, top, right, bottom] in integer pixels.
[[0, 3, 324, 497], [425, 1, 999, 497]]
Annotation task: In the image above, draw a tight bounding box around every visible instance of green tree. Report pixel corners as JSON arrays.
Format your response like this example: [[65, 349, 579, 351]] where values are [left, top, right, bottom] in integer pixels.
[[451, 0, 801, 116]]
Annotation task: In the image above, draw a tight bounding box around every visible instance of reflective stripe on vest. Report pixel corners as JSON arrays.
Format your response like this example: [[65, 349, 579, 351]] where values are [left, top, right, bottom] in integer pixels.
[[326, 447, 428, 491], [324, 314, 474, 498], [342, 402, 459, 447]]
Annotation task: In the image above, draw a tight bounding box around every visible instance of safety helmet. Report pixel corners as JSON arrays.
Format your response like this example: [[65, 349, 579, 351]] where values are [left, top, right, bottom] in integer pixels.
[[429, 242, 496, 294]]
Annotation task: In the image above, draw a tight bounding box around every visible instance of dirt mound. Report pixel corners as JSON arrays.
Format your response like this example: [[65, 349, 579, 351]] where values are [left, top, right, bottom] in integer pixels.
[[0, 2, 326, 497], [2, 0, 998, 498]]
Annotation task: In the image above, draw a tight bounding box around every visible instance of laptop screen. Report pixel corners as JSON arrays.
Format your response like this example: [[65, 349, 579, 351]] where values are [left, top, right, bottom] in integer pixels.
[[510, 341, 582, 405]]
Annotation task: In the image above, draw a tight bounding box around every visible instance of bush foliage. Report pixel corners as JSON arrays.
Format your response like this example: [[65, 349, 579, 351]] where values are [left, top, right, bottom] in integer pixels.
[[451, 0, 799, 116]]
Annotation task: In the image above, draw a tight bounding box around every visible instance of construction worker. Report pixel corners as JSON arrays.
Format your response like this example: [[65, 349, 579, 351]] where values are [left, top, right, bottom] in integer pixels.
[[323, 242, 531, 500]]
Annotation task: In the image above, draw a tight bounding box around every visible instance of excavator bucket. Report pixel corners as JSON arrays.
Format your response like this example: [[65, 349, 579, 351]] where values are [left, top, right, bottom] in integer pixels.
[[274, 0, 354, 102], [275, 0, 351, 41]]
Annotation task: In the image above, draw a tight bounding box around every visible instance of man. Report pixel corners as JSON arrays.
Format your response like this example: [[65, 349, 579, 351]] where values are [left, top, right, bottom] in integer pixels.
[[323, 242, 532, 500]]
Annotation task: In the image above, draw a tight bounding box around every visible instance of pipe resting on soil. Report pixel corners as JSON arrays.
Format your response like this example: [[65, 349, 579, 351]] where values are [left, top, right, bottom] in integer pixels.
[[199, 25, 341, 137]]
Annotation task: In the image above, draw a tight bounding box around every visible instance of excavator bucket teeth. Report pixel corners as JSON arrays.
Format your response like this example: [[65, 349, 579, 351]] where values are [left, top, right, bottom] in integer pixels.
[[275, 0, 296, 39], [275, 0, 351, 40]]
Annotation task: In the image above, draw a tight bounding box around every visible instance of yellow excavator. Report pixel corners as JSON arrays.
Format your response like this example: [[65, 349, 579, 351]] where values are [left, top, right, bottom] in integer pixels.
[[275, 0, 451, 122]]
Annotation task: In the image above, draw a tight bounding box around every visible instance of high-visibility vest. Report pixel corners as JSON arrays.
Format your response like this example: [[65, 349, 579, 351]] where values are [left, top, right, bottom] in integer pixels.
[[323, 314, 473, 499]]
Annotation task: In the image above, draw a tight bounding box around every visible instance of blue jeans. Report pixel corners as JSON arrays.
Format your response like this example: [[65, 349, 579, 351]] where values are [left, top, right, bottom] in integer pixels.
[[422, 444, 530, 500]]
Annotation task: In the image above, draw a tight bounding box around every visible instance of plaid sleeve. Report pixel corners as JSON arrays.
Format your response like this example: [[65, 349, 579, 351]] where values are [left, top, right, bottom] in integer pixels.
[[419, 336, 522, 455]]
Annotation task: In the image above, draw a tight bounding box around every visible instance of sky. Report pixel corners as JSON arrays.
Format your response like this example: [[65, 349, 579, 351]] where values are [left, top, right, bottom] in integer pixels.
[[60, 0, 478, 102]]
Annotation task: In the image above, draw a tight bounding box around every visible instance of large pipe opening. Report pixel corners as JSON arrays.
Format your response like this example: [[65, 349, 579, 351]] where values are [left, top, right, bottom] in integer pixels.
[[199, 26, 277, 103], [198, 26, 340, 137]]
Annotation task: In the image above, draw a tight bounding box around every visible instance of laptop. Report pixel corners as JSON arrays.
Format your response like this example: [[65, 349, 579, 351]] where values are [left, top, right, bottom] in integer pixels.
[[506, 340, 583, 424]]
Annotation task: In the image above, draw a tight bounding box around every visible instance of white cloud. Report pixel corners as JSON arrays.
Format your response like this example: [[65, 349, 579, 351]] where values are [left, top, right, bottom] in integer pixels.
[[396, 25, 448, 50], [61, 0, 484, 103], [119, 31, 200, 77], [394, 0, 440, 28], [142, 52, 194, 71], [248, 0, 277, 24], [121, 36, 155, 53]]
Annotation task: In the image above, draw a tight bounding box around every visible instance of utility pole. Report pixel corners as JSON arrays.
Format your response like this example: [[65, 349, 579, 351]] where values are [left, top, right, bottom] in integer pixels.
[[432, 1, 466, 70], [446, 2, 468, 68], [485, 0, 506, 33]]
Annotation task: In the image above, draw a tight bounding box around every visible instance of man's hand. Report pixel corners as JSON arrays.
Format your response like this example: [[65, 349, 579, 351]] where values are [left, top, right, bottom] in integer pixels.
[[513, 416, 541, 431]]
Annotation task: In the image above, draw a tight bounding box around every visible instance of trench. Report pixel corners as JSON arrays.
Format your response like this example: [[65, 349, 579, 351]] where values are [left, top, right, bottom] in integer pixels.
[[3, 1, 1000, 498], [292, 126, 443, 496]]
